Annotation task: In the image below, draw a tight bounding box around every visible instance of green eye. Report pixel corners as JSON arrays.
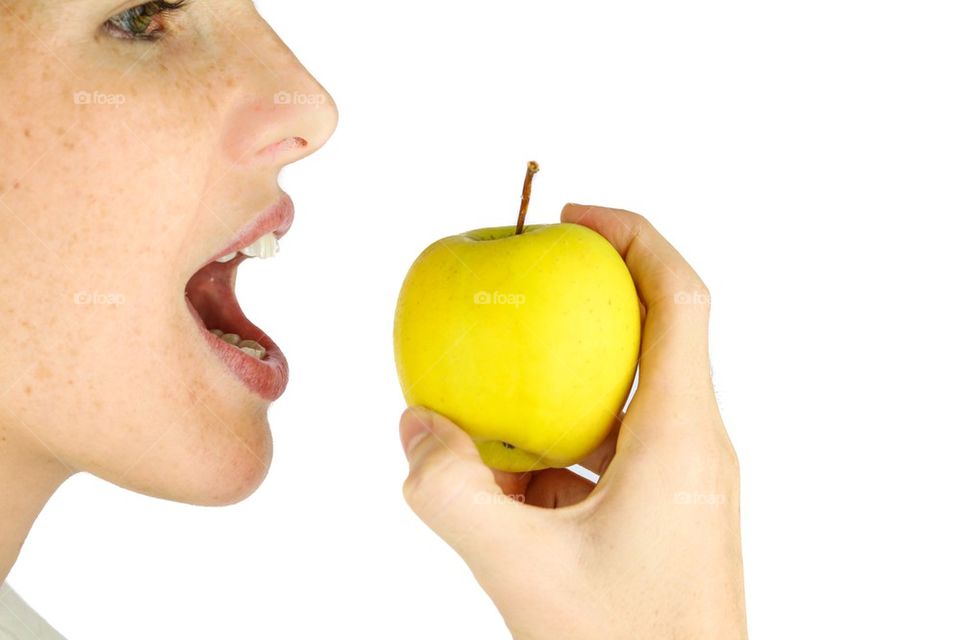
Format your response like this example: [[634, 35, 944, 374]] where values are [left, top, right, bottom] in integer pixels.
[[103, 1, 188, 40]]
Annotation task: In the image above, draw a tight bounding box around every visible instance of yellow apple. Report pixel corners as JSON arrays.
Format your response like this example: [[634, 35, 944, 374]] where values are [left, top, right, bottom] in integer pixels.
[[393, 222, 641, 472]]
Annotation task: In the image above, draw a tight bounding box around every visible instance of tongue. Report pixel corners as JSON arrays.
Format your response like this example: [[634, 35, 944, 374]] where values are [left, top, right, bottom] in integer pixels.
[[185, 259, 265, 343]]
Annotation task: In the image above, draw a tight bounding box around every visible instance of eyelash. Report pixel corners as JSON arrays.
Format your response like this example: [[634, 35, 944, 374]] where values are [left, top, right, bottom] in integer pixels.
[[103, 1, 189, 41]]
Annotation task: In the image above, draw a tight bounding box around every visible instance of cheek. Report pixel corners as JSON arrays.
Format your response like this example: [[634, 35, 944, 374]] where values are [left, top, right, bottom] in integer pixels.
[[1, 48, 269, 504]]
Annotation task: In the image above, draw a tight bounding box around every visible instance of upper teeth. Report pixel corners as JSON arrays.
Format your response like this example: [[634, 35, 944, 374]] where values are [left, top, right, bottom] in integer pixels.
[[216, 232, 279, 263], [242, 232, 279, 258]]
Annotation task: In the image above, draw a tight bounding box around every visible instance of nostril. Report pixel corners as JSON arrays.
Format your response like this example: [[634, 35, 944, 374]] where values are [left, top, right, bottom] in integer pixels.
[[259, 136, 308, 161]]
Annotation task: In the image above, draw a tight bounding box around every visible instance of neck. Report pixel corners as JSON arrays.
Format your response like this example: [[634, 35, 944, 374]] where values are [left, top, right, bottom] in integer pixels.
[[0, 426, 71, 584]]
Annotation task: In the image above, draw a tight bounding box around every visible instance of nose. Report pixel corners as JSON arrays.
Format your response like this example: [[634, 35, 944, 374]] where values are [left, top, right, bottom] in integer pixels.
[[223, 16, 339, 170]]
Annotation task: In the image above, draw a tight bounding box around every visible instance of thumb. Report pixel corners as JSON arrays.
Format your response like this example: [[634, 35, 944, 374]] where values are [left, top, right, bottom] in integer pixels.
[[399, 406, 528, 562]]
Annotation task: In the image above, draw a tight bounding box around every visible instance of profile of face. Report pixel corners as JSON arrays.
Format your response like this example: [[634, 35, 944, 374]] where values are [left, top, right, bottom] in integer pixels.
[[0, 1, 337, 506]]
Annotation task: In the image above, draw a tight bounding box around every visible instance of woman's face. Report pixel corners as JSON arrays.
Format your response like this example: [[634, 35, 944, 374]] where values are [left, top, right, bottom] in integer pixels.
[[0, 1, 337, 504]]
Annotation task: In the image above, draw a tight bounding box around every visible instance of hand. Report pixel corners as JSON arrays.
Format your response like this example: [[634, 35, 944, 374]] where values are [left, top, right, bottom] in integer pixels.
[[398, 204, 746, 640]]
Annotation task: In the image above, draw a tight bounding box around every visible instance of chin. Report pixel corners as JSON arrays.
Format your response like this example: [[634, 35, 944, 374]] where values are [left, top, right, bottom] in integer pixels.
[[105, 413, 276, 508], [192, 423, 274, 507], [198, 453, 272, 507]]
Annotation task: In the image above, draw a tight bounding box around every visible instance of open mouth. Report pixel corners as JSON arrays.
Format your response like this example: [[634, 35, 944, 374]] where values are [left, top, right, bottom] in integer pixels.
[[183, 194, 295, 401]]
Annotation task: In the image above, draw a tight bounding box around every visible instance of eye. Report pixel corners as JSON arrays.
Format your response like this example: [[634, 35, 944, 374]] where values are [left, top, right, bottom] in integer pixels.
[[103, 1, 189, 41]]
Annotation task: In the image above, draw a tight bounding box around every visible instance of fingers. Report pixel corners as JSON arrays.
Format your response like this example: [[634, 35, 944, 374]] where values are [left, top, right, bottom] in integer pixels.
[[560, 204, 717, 415], [561, 203, 710, 309], [523, 468, 595, 508], [577, 412, 622, 476], [491, 468, 532, 499], [493, 466, 596, 509], [399, 406, 532, 561], [491, 467, 596, 509]]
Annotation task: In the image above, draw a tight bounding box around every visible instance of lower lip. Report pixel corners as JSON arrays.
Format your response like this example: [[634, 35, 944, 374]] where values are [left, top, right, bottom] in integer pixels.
[[185, 294, 289, 402]]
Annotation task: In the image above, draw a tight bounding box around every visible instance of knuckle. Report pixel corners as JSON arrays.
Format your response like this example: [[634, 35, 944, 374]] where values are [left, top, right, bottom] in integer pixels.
[[668, 275, 711, 311], [624, 208, 652, 229], [401, 469, 420, 507], [721, 436, 740, 475], [623, 210, 654, 245], [402, 448, 458, 508], [617, 211, 711, 310]]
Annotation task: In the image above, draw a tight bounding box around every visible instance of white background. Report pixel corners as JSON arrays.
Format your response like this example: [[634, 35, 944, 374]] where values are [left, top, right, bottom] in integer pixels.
[[10, 0, 960, 638]]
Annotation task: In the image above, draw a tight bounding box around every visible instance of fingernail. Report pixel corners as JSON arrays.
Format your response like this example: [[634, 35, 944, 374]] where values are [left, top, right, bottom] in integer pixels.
[[400, 406, 433, 460]]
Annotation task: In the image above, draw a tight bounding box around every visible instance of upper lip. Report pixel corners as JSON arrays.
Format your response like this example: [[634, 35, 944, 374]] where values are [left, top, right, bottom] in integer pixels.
[[198, 193, 295, 269]]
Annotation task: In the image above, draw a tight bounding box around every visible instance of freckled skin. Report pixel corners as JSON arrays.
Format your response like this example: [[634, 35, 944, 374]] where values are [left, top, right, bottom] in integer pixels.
[[0, 1, 338, 506]]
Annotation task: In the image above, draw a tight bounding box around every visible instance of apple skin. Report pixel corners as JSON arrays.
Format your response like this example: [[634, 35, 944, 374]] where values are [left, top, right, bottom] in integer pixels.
[[393, 223, 640, 472]]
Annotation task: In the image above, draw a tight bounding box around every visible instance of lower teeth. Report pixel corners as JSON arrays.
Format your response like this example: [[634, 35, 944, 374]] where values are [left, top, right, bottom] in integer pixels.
[[208, 328, 266, 360]]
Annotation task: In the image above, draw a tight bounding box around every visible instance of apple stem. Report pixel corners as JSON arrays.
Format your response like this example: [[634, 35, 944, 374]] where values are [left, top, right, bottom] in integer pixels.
[[514, 160, 540, 235]]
